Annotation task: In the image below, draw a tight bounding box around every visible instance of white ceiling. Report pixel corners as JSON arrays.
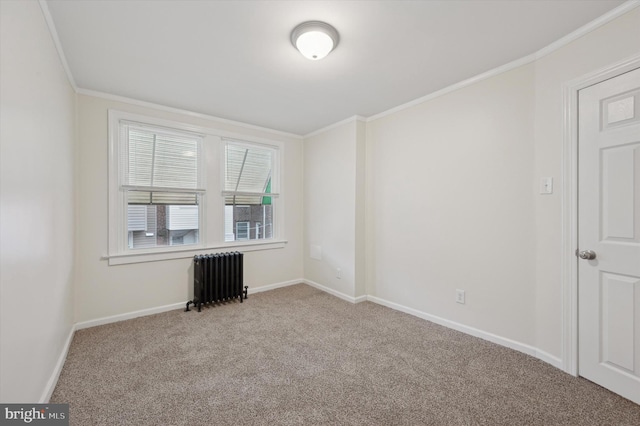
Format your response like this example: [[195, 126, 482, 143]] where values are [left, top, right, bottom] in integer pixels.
[[46, 0, 627, 135]]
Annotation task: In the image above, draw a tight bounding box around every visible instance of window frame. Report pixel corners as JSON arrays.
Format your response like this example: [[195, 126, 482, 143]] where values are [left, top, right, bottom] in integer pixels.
[[123, 123, 204, 252], [221, 138, 280, 243], [107, 110, 286, 266]]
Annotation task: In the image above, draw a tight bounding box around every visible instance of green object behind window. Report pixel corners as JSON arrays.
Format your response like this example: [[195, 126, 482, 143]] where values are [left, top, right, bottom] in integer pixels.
[[262, 179, 271, 205]]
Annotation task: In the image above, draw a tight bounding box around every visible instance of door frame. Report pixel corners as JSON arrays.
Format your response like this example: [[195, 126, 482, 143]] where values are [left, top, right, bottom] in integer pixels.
[[561, 53, 640, 376]]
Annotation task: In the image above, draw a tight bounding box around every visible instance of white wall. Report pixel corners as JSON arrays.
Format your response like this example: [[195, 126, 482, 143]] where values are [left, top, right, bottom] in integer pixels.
[[304, 121, 361, 297], [0, 1, 76, 402], [75, 94, 303, 323], [354, 120, 367, 298], [360, 6, 640, 362], [532, 6, 640, 358], [366, 64, 538, 346]]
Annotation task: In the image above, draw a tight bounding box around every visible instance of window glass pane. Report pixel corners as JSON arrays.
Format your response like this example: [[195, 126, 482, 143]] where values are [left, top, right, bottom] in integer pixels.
[[224, 204, 273, 242], [224, 141, 275, 243], [127, 204, 199, 249], [121, 121, 202, 252]]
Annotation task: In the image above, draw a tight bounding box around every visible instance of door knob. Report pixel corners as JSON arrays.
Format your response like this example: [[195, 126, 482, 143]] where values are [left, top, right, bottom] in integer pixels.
[[578, 250, 596, 260]]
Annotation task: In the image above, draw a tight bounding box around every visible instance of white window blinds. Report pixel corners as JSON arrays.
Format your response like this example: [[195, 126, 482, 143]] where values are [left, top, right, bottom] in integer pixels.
[[121, 123, 203, 205], [223, 141, 277, 205]]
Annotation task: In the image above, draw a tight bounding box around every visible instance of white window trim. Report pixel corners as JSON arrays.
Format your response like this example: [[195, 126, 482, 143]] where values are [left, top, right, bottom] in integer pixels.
[[107, 110, 286, 266], [221, 138, 281, 242], [108, 111, 206, 256]]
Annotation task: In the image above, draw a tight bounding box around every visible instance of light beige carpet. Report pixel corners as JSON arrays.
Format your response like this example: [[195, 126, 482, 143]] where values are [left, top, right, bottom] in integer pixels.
[[51, 284, 640, 425]]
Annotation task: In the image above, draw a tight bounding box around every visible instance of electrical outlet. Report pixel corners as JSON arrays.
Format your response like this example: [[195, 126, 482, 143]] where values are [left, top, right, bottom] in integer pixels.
[[456, 289, 465, 304], [336, 268, 342, 279]]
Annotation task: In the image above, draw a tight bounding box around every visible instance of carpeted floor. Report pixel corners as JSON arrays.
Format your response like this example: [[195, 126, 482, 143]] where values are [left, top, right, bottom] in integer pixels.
[[51, 284, 640, 425]]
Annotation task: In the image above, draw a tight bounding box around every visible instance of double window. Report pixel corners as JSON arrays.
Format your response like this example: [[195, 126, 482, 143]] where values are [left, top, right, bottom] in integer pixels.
[[108, 111, 281, 263]]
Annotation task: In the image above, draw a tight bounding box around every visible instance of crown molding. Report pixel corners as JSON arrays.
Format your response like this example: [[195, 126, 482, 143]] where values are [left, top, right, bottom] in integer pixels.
[[366, 0, 640, 124], [38, 0, 77, 91], [38, 0, 639, 136], [76, 88, 303, 140], [366, 54, 536, 123], [535, 0, 640, 60], [303, 115, 367, 139]]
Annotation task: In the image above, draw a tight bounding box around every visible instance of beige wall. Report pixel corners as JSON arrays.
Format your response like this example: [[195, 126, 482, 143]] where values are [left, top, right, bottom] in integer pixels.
[[366, 63, 538, 346], [304, 121, 360, 297], [305, 6, 640, 365], [75, 95, 303, 323], [354, 120, 367, 298], [0, 1, 76, 402]]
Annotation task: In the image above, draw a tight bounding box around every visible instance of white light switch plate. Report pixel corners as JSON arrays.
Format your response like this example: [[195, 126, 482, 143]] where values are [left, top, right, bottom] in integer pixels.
[[540, 177, 553, 194]]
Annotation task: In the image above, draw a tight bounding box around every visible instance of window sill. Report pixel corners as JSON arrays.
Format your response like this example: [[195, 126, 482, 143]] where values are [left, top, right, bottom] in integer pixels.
[[104, 240, 287, 266]]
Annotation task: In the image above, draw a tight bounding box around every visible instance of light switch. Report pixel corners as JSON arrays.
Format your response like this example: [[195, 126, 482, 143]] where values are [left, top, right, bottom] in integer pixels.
[[540, 177, 553, 194]]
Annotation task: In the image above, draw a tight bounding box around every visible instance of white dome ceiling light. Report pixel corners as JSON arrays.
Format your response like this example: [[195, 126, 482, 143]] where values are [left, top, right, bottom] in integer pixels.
[[291, 21, 339, 60]]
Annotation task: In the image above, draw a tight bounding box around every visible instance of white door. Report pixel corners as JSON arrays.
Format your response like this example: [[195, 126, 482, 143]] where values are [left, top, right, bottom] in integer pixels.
[[578, 67, 640, 404]]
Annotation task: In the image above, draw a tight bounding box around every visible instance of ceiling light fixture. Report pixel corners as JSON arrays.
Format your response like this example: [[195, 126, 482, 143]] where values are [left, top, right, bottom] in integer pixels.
[[291, 21, 339, 60]]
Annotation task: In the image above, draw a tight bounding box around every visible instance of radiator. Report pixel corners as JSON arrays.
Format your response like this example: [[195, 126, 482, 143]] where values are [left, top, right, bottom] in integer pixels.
[[185, 252, 248, 312]]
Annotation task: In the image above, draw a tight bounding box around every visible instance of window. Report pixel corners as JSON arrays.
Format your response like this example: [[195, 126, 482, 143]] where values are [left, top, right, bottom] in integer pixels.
[[235, 222, 250, 240], [121, 122, 203, 250], [223, 140, 278, 242], [108, 111, 283, 264]]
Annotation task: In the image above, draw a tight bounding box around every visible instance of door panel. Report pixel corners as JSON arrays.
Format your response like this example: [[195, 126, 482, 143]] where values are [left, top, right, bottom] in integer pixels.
[[602, 146, 636, 239], [578, 67, 640, 405], [601, 272, 636, 372]]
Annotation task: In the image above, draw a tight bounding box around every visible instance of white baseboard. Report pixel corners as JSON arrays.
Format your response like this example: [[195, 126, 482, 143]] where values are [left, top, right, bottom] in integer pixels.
[[534, 349, 563, 369], [251, 280, 562, 368], [75, 302, 185, 330], [45, 279, 300, 402], [45, 279, 562, 404], [74, 279, 306, 331], [366, 295, 563, 369], [302, 279, 366, 304], [354, 294, 367, 304], [40, 325, 76, 403], [247, 279, 302, 294]]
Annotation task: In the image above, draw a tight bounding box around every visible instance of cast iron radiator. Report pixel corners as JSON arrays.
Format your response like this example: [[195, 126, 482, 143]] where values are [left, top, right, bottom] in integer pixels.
[[185, 252, 248, 312]]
